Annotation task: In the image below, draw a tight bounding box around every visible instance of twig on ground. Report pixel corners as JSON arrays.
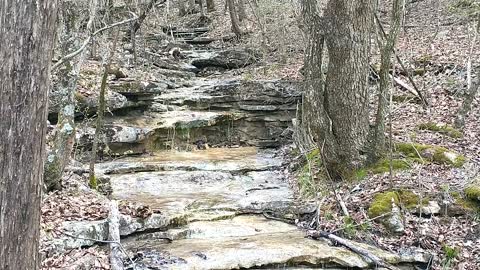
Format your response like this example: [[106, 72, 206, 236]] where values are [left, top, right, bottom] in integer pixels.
[[61, 232, 136, 269], [307, 230, 402, 270]]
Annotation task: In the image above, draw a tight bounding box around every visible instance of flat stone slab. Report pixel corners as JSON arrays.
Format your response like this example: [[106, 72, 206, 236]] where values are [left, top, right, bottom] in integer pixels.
[[123, 215, 429, 270], [96, 147, 282, 174], [109, 170, 295, 218]]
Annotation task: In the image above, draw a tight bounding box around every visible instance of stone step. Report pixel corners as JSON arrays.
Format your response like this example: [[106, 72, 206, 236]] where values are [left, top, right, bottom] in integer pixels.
[[96, 147, 282, 174], [122, 215, 431, 270]]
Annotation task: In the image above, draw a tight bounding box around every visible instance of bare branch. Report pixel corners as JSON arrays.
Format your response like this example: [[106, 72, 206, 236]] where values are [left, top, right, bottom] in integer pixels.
[[52, 14, 138, 70]]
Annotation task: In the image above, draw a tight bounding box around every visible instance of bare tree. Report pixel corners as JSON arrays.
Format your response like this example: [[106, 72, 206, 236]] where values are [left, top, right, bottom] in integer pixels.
[[455, 15, 480, 129], [206, 0, 215, 12], [44, 0, 98, 191], [237, 0, 247, 21], [178, 0, 187, 16], [89, 29, 120, 189], [188, 0, 196, 13], [0, 0, 58, 269], [228, 0, 243, 38], [301, 0, 374, 179], [371, 0, 405, 161]]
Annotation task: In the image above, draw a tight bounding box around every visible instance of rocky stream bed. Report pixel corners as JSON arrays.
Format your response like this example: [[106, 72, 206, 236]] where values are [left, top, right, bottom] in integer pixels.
[[44, 26, 432, 269]]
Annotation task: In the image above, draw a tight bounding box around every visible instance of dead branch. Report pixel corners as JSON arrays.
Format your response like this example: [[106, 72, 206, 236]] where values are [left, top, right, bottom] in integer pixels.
[[307, 230, 402, 270], [374, 13, 429, 108], [108, 201, 123, 270], [52, 14, 138, 70]]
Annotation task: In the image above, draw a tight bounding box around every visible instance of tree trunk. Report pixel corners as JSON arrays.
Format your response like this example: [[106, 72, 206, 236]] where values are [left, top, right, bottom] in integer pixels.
[[227, 0, 243, 38], [131, 0, 160, 34], [371, 0, 405, 162], [188, 0, 196, 13], [454, 17, 480, 129], [0, 0, 58, 269], [89, 29, 120, 189], [178, 0, 187, 16], [302, 0, 374, 179], [237, 0, 247, 21], [44, 0, 98, 191], [206, 0, 215, 12], [199, 0, 205, 17]]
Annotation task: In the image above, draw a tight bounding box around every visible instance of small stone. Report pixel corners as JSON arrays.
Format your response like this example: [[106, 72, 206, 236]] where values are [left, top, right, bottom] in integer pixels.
[[444, 152, 458, 164], [419, 201, 441, 215], [384, 202, 404, 234]]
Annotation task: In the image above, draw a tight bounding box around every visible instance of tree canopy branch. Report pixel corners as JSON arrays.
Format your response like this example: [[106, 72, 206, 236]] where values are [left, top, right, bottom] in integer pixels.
[[52, 14, 138, 70]]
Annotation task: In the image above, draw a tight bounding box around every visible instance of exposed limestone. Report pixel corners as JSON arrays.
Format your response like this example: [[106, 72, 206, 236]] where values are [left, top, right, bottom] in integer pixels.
[[190, 48, 260, 69], [122, 216, 430, 269]]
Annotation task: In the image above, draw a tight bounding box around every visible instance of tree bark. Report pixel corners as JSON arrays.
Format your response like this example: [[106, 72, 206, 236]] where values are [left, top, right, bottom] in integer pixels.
[[89, 29, 120, 189], [178, 0, 187, 16], [206, 0, 215, 12], [188, 0, 196, 13], [237, 0, 247, 21], [131, 0, 162, 34], [455, 16, 480, 129], [302, 0, 374, 179], [0, 1, 58, 269], [44, 0, 98, 191], [371, 0, 405, 161], [228, 0, 243, 38]]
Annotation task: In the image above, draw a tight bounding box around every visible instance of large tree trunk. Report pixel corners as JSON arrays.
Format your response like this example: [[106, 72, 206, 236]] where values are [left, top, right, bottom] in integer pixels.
[[0, 1, 58, 269], [302, 0, 373, 179]]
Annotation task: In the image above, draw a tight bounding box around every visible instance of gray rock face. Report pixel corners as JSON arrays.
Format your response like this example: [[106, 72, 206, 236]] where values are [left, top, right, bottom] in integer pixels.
[[49, 90, 129, 115], [45, 220, 108, 252], [109, 78, 170, 96], [191, 48, 260, 69]]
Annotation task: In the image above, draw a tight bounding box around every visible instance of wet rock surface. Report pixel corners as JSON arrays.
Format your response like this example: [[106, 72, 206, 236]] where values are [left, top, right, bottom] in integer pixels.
[[47, 27, 431, 269]]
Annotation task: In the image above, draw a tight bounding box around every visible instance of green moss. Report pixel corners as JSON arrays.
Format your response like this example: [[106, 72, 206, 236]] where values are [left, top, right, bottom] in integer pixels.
[[368, 191, 400, 218], [418, 122, 463, 139], [297, 149, 323, 198], [368, 190, 427, 217], [89, 175, 98, 190], [355, 168, 368, 180], [395, 142, 466, 167], [399, 189, 428, 209], [465, 186, 480, 201], [413, 68, 426, 76], [370, 158, 411, 174], [306, 148, 320, 161]]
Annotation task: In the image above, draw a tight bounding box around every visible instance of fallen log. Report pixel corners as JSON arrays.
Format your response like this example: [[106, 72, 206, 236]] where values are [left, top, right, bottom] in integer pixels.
[[109, 200, 124, 270]]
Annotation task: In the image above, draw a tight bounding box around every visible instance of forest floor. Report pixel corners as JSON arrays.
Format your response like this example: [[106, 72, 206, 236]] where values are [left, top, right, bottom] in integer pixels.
[[40, 0, 479, 269]]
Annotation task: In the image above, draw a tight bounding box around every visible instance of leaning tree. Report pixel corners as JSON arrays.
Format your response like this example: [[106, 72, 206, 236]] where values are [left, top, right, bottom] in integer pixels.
[[0, 0, 58, 269]]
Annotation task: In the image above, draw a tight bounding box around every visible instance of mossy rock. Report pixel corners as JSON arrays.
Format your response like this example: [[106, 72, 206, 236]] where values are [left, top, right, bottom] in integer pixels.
[[368, 191, 400, 218], [413, 68, 426, 76], [369, 158, 411, 174], [464, 185, 480, 202], [395, 143, 466, 168], [368, 190, 425, 218], [418, 122, 463, 139]]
